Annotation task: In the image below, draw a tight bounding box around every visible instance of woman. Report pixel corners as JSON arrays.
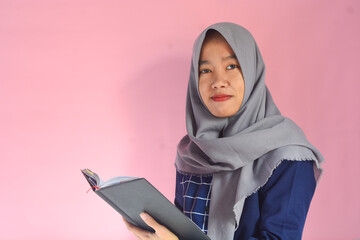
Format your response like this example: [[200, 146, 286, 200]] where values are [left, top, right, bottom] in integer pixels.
[[124, 22, 324, 240]]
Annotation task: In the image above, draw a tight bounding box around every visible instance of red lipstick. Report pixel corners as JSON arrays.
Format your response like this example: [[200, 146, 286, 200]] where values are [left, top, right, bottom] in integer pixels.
[[211, 94, 232, 102]]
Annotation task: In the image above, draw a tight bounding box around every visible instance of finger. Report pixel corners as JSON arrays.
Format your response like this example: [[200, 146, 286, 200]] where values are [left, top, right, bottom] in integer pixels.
[[140, 212, 163, 231], [123, 217, 155, 239], [140, 213, 177, 239]]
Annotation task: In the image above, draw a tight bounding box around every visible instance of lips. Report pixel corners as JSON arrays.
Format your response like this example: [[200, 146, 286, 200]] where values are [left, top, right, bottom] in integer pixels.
[[211, 94, 232, 102]]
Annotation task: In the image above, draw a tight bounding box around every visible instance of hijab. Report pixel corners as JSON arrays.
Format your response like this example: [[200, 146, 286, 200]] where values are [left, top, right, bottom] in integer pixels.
[[175, 22, 324, 240]]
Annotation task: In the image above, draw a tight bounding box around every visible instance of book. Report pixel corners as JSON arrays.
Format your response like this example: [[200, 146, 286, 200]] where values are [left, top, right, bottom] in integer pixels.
[[81, 169, 211, 240]]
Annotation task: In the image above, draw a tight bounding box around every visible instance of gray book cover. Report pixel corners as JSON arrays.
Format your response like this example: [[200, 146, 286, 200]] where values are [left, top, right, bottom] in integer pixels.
[[82, 169, 211, 240]]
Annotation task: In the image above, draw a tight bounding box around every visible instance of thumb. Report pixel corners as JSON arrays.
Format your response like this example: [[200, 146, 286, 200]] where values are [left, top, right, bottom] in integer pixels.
[[140, 212, 160, 230], [140, 212, 179, 240]]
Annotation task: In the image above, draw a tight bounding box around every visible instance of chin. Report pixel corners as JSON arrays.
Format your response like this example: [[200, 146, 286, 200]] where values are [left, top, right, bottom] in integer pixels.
[[212, 110, 237, 118]]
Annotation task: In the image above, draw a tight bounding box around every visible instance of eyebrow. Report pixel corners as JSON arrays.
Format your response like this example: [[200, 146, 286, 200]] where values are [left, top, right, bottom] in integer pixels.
[[224, 55, 237, 61], [199, 54, 237, 66]]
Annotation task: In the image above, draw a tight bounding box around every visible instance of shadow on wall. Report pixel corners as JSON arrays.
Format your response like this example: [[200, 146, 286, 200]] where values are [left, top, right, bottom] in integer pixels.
[[118, 55, 191, 180]]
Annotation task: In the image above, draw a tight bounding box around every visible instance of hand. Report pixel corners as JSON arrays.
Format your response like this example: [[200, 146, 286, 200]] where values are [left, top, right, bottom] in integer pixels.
[[123, 212, 179, 240]]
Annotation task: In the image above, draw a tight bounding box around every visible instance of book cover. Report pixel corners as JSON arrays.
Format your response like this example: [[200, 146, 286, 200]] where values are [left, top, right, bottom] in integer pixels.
[[81, 169, 211, 240]]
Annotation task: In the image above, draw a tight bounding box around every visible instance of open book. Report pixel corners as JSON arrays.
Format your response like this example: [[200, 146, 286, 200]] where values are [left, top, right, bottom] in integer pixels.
[[81, 169, 211, 240]]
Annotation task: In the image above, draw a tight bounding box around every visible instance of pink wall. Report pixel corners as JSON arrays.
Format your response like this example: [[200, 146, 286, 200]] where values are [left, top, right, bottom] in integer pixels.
[[1, 0, 359, 239]]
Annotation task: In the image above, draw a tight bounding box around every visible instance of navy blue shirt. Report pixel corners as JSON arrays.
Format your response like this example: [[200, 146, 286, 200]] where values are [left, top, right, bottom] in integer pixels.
[[175, 160, 316, 240], [175, 173, 212, 234]]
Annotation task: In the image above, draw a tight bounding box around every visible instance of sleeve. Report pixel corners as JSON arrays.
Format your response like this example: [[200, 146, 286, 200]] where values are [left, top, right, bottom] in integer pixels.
[[249, 160, 317, 240]]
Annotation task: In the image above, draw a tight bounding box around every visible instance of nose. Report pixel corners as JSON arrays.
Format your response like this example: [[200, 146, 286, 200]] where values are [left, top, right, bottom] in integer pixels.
[[211, 71, 229, 89]]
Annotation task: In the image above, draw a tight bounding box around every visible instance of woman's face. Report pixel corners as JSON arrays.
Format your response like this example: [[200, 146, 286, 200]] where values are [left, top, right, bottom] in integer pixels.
[[198, 32, 245, 118]]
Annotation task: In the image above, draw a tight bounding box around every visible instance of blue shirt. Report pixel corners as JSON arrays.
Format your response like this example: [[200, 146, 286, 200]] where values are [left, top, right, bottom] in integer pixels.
[[175, 160, 316, 240], [176, 173, 212, 234]]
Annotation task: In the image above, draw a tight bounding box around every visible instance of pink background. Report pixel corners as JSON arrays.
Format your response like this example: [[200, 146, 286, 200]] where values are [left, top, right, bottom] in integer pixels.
[[1, 0, 359, 239]]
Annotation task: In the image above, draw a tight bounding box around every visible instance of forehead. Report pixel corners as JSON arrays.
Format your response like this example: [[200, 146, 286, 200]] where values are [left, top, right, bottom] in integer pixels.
[[200, 30, 236, 59]]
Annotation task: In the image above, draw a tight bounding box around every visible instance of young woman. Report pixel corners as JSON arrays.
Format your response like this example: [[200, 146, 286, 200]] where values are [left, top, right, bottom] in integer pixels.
[[124, 22, 324, 240]]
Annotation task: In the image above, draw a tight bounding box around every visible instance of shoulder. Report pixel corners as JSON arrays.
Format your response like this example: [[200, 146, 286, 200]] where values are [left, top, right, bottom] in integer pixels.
[[271, 160, 315, 179], [260, 160, 317, 202], [269, 160, 315, 181]]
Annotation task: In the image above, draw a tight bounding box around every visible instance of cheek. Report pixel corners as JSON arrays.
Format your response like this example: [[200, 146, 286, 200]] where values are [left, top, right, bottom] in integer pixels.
[[238, 81, 245, 95], [198, 80, 209, 101], [237, 78, 245, 103]]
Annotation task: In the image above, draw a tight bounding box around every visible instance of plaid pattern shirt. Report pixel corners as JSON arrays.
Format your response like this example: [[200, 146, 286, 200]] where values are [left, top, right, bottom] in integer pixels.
[[175, 172, 213, 234]]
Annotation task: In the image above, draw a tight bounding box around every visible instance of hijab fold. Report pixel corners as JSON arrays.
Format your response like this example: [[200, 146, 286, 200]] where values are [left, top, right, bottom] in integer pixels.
[[175, 22, 324, 240]]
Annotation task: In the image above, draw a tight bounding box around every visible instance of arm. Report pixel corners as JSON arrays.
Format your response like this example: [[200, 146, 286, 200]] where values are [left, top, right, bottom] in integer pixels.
[[244, 160, 317, 240]]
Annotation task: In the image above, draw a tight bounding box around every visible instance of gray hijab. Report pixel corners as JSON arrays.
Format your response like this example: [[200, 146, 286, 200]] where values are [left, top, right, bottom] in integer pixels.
[[175, 22, 324, 240]]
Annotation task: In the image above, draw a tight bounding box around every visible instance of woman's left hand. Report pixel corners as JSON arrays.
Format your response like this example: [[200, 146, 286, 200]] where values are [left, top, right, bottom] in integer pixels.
[[123, 212, 179, 240]]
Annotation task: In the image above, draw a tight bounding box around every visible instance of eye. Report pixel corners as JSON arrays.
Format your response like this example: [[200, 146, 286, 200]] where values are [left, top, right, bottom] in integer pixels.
[[226, 64, 238, 70], [199, 69, 211, 74], [227, 64, 238, 70]]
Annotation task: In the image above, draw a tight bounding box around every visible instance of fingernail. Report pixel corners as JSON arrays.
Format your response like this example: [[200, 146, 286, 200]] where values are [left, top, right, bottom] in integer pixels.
[[140, 212, 148, 221]]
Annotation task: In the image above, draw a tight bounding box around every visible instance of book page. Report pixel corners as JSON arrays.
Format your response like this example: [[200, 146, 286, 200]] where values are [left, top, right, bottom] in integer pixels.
[[100, 176, 139, 188], [82, 168, 139, 189]]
